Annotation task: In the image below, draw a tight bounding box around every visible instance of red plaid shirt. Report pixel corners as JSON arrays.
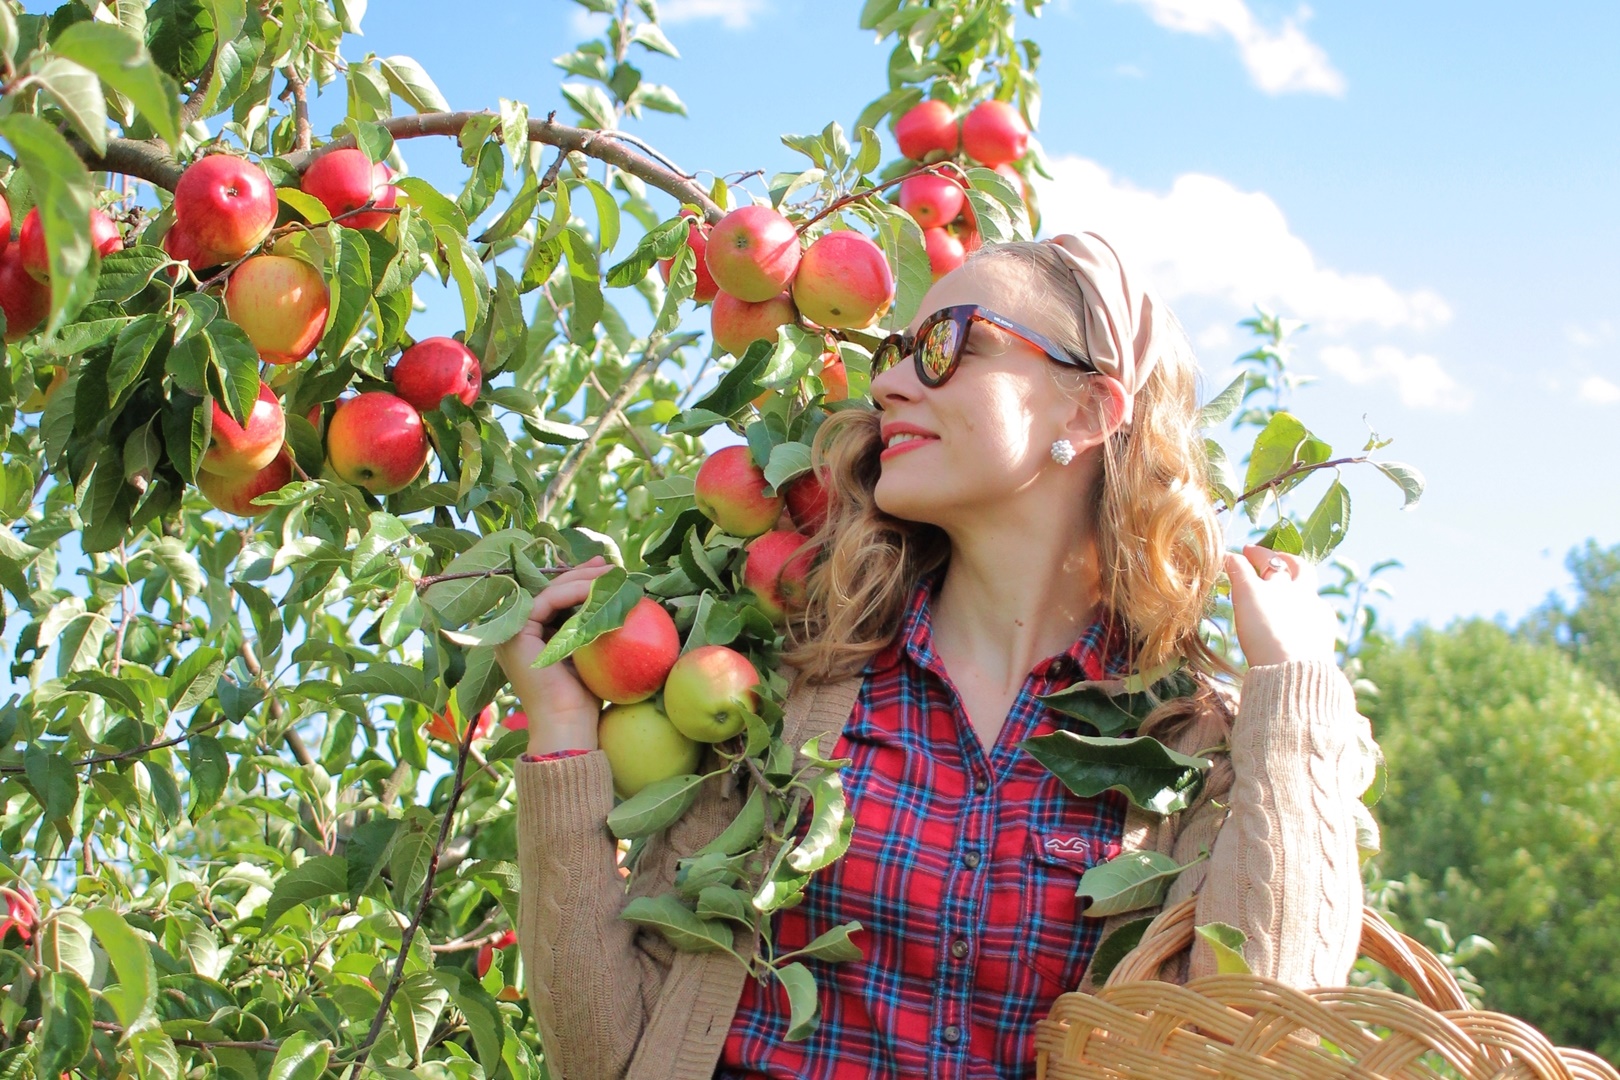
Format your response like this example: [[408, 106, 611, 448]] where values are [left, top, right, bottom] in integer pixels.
[[717, 571, 1133, 1079]]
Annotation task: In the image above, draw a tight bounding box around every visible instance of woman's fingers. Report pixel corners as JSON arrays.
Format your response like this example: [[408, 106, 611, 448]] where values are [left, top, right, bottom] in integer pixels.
[[526, 557, 613, 631]]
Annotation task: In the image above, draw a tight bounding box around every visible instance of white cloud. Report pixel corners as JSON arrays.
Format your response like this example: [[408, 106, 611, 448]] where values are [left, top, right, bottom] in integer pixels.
[[1319, 345, 1472, 412], [1197, 323, 1234, 350], [661, 0, 767, 28], [1035, 156, 1453, 333], [1566, 320, 1615, 349], [1122, 0, 1345, 96], [1114, 62, 1147, 78], [1578, 375, 1620, 405]]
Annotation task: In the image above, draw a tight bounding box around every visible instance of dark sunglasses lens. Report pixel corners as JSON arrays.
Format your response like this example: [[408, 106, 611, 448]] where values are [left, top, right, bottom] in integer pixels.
[[918, 318, 960, 384]]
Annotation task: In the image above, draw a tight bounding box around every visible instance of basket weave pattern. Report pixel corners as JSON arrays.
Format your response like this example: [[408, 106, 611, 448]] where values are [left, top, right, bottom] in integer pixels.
[[1035, 897, 1619, 1080]]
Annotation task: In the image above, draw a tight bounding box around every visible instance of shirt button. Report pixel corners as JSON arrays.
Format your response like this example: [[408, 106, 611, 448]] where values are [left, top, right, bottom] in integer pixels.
[[962, 851, 980, 869], [943, 1025, 962, 1045], [951, 938, 970, 959], [973, 777, 989, 794]]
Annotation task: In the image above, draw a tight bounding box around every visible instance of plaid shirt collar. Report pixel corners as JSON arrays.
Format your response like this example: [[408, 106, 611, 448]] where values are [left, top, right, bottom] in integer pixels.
[[864, 568, 1135, 686]]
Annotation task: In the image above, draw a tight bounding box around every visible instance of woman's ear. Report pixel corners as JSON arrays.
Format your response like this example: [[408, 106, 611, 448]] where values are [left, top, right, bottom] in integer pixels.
[[1064, 375, 1129, 448]]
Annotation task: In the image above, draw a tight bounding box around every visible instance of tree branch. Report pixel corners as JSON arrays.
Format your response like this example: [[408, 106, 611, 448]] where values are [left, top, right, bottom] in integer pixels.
[[0, 714, 229, 775], [280, 67, 312, 153], [176, 52, 217, 131], [240, 638, 315, 768], [347, 705, 480, 1077], [1221, 454, 1367, 514]]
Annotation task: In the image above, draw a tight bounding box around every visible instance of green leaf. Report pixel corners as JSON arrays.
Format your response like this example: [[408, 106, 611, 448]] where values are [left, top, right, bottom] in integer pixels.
[[268, 1030, 329, 1080], [206, 321, 260, 425], [379, 54, 449, 112], [390, 971, 450, 1063], [166, 645, 223, 710], [1039, 669, 1198, 739], [870, 201, 930, 331], [1087, 915, 1155, 983], [1019, 731, 1210, 815], [534, 566, 643, 666], [785, 773, 852, 874], [52, 21, 181, 146], [396, 175, 467, 234], [96, 244, 169, 302], [1374, 460, 1425, 509], [620, 893, 734, 953], [776, 962, 820, 1041], [33, 55, 108, 155], [605, 773, 704, 840], [1195, 922, 1251, 974], [605, 215, 686, 288], [1299, 478, 1351, 562], [1076, 850, 1193, 917], [321, 227, 373, 356], [81, 907, 157, 1029], [187, 734, 228, 820], [1257, 517, 1303, 556], [261, 855, 347, 930], [25, 744, 80, 822], [441, 581, 532, 648], [560, 81, 614, 129], [1198, 371, 1251, 428], [0, 114, 96, 329], [789, 921, 864, 963], [1241, 411, 1331, 520], [438, 224, 488, 335], [694, 785, 766, 858], [37, 970, 92, 1077], [441, 967, 505, 1074]]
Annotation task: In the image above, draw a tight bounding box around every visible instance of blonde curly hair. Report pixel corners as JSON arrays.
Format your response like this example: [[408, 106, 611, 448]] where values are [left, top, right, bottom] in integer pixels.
[[783, 240, 1236, 696]]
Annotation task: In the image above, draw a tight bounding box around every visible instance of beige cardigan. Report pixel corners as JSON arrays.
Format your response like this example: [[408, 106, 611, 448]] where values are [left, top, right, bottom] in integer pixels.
[[516, 659, 1372, 1080]]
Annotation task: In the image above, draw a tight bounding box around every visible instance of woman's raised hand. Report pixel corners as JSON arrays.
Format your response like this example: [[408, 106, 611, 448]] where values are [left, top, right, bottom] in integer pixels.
[[1222, 545, 1340, 668], [493, 555, 615, 754]]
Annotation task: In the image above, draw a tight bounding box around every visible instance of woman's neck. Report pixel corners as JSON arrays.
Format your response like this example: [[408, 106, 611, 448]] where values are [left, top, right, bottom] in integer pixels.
[[929, 514, 1102, 693]]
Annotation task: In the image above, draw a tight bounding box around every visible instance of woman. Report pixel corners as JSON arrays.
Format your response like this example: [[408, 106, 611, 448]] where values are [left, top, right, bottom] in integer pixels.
[[497, 232, 1375, 1080]]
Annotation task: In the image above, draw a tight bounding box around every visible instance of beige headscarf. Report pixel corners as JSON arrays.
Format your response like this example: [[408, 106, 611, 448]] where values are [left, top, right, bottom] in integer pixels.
[[1045, 231, 1169, 431]]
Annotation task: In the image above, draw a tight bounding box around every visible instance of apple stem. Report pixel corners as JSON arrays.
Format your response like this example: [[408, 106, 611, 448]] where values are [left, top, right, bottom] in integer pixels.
[[794, 162, 968, 236]]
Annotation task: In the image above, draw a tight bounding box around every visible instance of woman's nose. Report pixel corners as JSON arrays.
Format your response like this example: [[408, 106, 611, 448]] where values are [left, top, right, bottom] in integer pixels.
[[870, 353, 922, 410]]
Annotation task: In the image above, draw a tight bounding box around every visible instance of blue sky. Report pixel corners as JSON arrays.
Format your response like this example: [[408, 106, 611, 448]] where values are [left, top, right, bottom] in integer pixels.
[[351, 0, 1617, 637]]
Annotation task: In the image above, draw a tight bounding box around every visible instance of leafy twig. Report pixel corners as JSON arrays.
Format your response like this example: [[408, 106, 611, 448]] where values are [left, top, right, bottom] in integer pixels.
[[1218, 454, 1366, 514], [0, 714, 230, 775]]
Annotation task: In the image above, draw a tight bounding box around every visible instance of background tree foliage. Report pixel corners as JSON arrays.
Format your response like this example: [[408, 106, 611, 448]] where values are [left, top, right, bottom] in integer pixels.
[[1360, 540, 1620, 1062]]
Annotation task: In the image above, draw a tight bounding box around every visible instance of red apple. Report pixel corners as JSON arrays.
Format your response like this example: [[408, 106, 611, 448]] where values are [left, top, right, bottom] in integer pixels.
[[704, 205, 801, 303], [0, 193, 11, 256], [201, 381, 285, 478], [792, 230, 895, 330], [784, 471, 831, 534], [18, 207, 123, 282], [162, 219, 219, 276], [694, 445, 783, 538], [923, 227, 967, 280], [0, 246, 48, 342], [173, 155, 278, 262], [476, 929, 518, 979], [598, 700, 704, 798], [658, 210, 719, 304], [962, 100, 1030, 168], [710, 290, 797, 358], [662, 645, 761, 743], [196, 452, 293, 517], [818, 351, 849, 403], [898, 174, 966, 230], [500, 710, 529, 731], [426, 702, 497, 744], [301, 148, 398, 230], [570, 597, 680, 705], [0, 885, 38, 945], [224, 255, 330, 364], [391, 336, 482, 412], [326, 391, 430, 496], [895, 100, 959, 161], [743, 529, 815, 623]]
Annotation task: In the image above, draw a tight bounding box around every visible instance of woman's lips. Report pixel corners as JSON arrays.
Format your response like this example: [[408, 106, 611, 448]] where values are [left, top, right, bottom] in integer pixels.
[[879, 436, 937, 461]]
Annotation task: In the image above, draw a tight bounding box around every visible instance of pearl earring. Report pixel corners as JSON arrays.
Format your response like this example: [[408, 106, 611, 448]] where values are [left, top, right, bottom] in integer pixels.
[[1050, 439, 1077, 466]]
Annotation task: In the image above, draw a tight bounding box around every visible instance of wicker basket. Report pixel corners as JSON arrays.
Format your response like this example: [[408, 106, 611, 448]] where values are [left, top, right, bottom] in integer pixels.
[[1035, 896, 1619, 1080]]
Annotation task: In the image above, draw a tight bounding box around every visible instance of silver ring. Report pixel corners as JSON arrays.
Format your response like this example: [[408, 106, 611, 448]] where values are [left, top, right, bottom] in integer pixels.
[[1263, 556, 1289, 579]]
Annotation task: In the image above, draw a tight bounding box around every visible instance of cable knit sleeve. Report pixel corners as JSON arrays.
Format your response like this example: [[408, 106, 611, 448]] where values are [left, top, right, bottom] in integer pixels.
[[1182, 659, 1373, 986]]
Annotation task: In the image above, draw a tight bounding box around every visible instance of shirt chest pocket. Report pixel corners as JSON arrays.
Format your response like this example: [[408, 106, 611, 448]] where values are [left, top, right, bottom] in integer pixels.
[[1015, 829, 1118, 991]]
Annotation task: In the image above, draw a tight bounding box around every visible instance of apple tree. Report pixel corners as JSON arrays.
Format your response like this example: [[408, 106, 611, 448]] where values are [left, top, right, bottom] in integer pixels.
[[0, 0, 1423, 1075]]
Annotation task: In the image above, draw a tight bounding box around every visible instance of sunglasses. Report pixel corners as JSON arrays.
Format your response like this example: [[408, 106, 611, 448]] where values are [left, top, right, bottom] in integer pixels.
[[870, 304, 1097, 388]]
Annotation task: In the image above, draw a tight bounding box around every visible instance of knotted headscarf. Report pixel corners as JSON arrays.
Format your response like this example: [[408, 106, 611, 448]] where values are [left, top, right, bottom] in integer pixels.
[[1045, 232, 1170, 431]]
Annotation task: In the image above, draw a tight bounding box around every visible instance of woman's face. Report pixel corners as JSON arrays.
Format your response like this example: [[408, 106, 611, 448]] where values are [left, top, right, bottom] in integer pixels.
[[870, 258, 1093, 528]]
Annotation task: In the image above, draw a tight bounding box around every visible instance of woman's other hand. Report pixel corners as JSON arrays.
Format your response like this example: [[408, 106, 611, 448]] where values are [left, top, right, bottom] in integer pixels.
[[493, 555, 615, 754], [1222, 546, 1339, 668]]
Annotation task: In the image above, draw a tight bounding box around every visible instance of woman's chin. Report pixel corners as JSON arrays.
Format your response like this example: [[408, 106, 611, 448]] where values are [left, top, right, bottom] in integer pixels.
[[874, 475, 948, 526]]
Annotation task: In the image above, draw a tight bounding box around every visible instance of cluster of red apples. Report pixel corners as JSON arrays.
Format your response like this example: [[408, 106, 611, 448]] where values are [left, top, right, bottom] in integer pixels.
[[894, 98, 1031, 280], [658, 203, 885, 398], [73, 149, 479, 516], [566, 445, 829, 799], [0, 194, 124, 345]]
